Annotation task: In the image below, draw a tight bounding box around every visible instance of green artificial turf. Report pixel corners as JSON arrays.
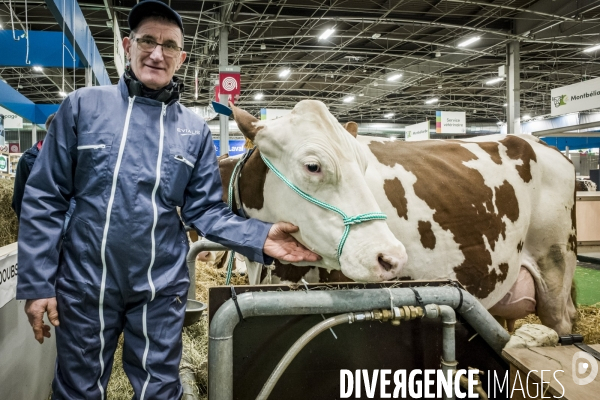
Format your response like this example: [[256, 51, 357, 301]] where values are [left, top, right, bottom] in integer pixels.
[[574, 265, 600, 306]]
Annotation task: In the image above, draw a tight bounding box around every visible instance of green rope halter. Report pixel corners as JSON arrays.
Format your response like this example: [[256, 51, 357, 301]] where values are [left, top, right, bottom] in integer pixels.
[[259, 153, 387, 262]]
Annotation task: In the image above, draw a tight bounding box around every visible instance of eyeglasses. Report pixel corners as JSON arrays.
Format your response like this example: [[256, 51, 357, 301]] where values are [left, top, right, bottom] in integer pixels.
[[134, 37, 183, 58]]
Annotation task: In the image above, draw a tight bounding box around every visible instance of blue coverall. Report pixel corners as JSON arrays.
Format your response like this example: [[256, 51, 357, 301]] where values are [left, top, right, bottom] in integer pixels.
[[16, 77, 272, 399]]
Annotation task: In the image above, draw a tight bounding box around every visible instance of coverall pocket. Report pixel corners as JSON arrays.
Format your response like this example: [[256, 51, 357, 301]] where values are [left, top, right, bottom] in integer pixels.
[[75, 133, 114, 196], [55, 278, 101, 356], [162, 148, 197, 206]]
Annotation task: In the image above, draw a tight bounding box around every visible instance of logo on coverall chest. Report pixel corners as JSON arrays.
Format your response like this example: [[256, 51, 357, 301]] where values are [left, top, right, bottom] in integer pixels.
[[177, 128, 202, 136]]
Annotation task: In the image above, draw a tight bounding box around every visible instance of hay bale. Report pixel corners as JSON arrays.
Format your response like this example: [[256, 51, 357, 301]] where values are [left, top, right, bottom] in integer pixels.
[[513, 304, 600, 344], [0, 179, 18, 247]]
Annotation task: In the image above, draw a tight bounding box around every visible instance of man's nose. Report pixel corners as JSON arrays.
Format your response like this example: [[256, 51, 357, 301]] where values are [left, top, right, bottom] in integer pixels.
[[148, 45, 165, 61]]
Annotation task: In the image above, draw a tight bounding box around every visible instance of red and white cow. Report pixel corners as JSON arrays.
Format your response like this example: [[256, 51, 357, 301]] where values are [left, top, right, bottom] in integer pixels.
[[218, 100, 577, 335]]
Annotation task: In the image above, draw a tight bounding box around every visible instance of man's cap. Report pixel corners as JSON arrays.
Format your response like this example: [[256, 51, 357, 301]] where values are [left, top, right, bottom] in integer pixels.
[[128, 0, 184, 34]]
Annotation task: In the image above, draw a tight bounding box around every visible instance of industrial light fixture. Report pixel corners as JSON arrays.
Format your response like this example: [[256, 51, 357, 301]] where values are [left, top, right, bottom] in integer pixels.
[[503, 103, 507, 107], [343, 95, 355, 103], [535, 116, 544, 121], [319, 28, 335, 40], [387, 73, 402, 82], [358, 92, 364, 97], [384, 113, 395, 118], [457, 36, 480, 47], [59, 91, 68, 97], [279, 68, 291, 78], [371, 33, 381, 39], [522, 114, 531, 120], [254, 92, 264, 100], [425, 98, 438, 104], [260, 42, 266, 50], [583, 44, 600, 53], [485, 77, 503, 85], [33, 66, 43, 72]]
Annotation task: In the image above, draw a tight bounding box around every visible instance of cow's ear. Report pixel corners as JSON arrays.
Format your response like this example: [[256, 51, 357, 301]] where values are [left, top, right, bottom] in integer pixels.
[[343, 121, 358, 138], [230, 101, 262, 141]]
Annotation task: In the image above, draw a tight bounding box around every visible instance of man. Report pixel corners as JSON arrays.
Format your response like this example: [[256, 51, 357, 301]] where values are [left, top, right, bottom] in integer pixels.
[[16, 1, 318, 399], [12, 113, 55, 220]]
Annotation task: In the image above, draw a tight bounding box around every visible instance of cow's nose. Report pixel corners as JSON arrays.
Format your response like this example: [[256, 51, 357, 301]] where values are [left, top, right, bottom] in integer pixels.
[[377, 253, 401, 272]]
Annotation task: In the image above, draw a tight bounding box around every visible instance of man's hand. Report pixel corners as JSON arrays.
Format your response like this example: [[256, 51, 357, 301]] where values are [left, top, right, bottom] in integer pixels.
[[24, 298, 60, 344], [263, 222, 321, 262]]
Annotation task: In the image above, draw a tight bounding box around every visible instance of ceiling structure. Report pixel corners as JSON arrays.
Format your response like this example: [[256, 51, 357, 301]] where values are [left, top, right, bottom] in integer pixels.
[[2, 0, 600, 125]]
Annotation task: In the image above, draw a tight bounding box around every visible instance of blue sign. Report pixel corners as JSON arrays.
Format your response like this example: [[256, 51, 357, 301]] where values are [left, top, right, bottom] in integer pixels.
[[213, 140, 246, 156]]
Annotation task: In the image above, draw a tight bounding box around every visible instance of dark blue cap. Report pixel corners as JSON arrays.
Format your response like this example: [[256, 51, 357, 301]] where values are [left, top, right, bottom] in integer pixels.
[[128, 0, 184, 34]]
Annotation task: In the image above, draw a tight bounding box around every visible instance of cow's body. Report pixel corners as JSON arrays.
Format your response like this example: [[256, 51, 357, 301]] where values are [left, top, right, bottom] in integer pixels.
[[219, 101, 577, 334]]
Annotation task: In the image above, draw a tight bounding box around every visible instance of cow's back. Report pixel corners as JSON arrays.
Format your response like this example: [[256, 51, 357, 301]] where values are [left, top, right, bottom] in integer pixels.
[[358, 134, 575, 320]]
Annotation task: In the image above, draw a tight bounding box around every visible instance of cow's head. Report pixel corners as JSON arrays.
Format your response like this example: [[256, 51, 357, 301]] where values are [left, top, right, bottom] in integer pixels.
[[229, 100, 408, 281]]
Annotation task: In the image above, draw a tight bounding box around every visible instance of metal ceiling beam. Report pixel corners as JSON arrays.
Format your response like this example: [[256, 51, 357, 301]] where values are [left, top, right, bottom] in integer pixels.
[[44, 0, 111, 85], [0, 30, 85, 68]]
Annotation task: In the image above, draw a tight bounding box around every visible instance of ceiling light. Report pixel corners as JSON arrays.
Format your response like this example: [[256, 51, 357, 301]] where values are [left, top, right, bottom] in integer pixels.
[[384, 113, 395, 118], [425, 98, 438, 104], [358, 92, 364, 97], [387, 74, 402, 82], [0, 24, 3, 30], [372, 33, 381, 39], [59, 91, 68, 97], [503, 103, 507, 107], [438, 84, 442, 89], [260, 43, 266, 50], [535, 116, 544, 121], [583, 44, 600, 53], [319, 28, 335, 40], [522, 114, 531, 120], [457, 36, 481, 47], [435, 52, 441, 57], [33, 66, 43, 72], [485, 77, 503, 85], [254, 92, 264, 100], [279, 68, 290, 78], [373, 82, 378, 87], [343, 95, 355, 103]]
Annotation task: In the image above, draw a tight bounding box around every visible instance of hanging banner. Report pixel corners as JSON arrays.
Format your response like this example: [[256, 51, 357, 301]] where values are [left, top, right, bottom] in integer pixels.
[[260, 108, 292, 121], [551, 76, 600, 116], [213, 139, 246, 156], [436, 111, 466, 134], [219, 66, 241, 104], [405, 121, 430, 141], [0, 243, 18, 309], [0, 106, 24, 129]]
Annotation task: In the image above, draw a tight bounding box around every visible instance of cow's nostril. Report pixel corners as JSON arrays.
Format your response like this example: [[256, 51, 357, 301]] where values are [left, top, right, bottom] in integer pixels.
[[378, 255, 394, 271]]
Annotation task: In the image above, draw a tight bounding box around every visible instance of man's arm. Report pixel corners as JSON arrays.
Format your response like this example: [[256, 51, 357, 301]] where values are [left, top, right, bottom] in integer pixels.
[[17, 97, 76, 300], [11, 155, 32, 221], [181, 125, 274, 263]]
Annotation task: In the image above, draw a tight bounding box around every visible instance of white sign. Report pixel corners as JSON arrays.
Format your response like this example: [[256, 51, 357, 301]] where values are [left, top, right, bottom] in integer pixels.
[[0, 243, 18, 309], [260, 108, 292, 121], [436, 111, 466, 134], [405, 121, 430, 141], [551, 76, 600, 116], [0, 106, 24, 129], [113, 14, 126, 77]]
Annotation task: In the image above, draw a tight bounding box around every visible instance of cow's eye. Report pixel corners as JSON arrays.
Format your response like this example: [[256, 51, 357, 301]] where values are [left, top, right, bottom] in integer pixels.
[[305, 163, 321, 173]]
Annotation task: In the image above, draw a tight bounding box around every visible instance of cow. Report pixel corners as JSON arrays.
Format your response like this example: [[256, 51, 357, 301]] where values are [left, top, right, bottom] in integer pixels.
[[215, 100, 577, 335]]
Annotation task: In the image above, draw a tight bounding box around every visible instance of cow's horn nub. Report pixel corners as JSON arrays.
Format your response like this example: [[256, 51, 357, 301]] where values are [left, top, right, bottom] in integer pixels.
[[230, 101, 262, 141]]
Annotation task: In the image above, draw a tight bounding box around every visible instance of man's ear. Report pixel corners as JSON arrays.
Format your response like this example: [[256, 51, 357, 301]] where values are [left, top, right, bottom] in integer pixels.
[[176, 51, 187, 71], [123, 36, 132, 60]]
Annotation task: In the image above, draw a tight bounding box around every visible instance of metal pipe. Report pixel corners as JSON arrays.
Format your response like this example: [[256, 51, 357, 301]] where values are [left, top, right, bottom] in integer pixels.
[[425, 304, 457, 400], [256, 313, 362, 400], [186, 239, 229, 300], [208, 286, 510, 400]]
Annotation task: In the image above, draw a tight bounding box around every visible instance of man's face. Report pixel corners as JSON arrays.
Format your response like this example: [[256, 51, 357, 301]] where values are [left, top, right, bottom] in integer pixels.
[[123, 18, 187, 90]]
